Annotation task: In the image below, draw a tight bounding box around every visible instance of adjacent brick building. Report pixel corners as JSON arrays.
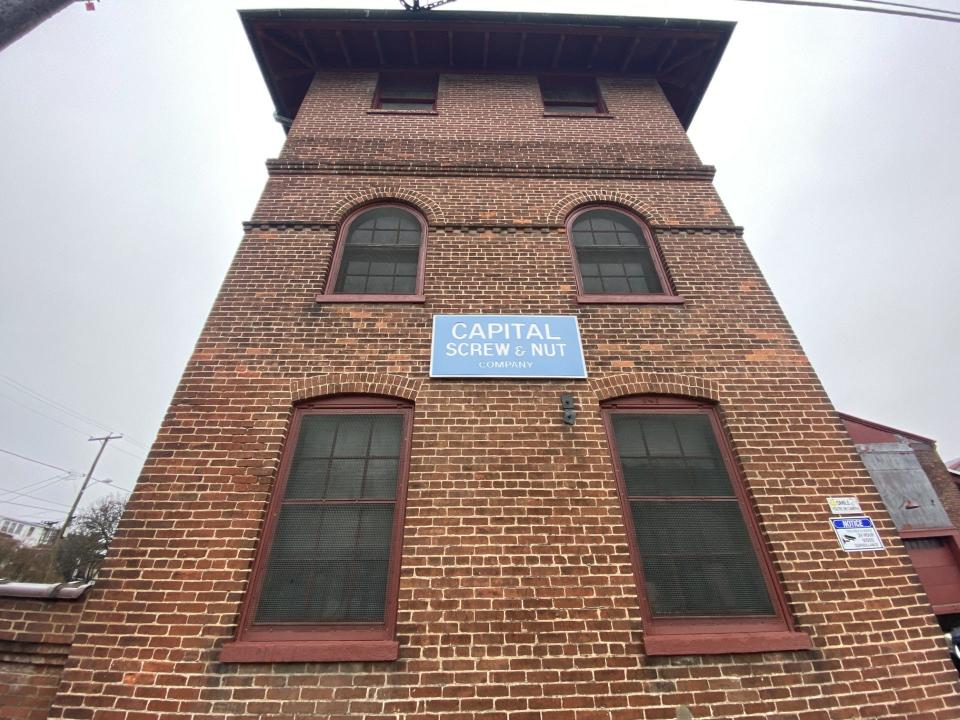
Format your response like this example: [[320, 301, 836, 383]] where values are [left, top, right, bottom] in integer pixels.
[[23, 9, 960, 720]]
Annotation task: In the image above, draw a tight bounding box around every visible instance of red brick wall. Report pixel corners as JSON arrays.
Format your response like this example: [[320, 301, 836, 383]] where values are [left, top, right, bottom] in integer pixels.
[[0, 596, 86, 720], [910, 439, 960, 529], [48, 70, 960, 719]]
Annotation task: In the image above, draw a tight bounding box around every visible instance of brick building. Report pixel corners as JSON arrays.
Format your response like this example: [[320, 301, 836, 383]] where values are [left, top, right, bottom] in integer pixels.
[[11, 8, 960, 720]]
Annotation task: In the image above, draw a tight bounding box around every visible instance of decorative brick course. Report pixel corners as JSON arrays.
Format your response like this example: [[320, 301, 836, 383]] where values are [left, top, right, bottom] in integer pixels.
[[0, 597, 86, 720], [42, 65, 960, 720]]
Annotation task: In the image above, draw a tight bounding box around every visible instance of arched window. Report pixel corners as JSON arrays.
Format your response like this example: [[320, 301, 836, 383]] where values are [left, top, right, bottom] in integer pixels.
[[323, 204, 427, 302], [221, 395, 413, 663], [567, 206, 678, 303], [602, 395, 809, 655]]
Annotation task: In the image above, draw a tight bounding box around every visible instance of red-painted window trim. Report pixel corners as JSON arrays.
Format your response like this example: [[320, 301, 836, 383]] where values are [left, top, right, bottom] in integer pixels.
[[317, 203, 428, 304], [601, 395, 810, 656], [372, 72, 439, 111], [565, 205, 682, 305], [220, 394, 413, 663]]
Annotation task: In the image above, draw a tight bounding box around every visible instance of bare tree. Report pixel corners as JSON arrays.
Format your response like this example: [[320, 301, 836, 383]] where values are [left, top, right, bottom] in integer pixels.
[[56, 495, 125, 581]]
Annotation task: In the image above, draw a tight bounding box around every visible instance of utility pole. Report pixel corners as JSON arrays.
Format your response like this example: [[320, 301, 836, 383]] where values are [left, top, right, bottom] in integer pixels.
[[56, 433, 122, 542]]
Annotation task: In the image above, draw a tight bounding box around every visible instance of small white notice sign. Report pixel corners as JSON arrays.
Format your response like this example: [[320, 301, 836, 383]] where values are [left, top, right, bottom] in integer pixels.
[[827, 496, 863, 515], [831, 516, 884, 552]]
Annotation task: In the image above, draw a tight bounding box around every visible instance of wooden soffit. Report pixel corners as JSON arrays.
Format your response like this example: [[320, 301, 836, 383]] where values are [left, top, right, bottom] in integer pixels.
[[240, 9, 734, 129]]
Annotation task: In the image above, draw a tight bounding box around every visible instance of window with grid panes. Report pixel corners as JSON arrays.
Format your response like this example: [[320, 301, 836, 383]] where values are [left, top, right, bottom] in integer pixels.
[[222, 396, 412, 662], [373, 73, 438, 111], [569, 208, 671, 297], [602, 397, 808, 655], [330, 205, 425, 297], [539, 76, 605, 114]]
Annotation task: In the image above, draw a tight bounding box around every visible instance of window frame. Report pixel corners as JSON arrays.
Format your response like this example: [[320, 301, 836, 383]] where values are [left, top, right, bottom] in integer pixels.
[[602, 395, 810, 655], [220, 395, 414, 663], [317, 203, 428, 304], [371, 72, 439, 113], [566, 205, 682, 305], [538, 75, 609, 116]]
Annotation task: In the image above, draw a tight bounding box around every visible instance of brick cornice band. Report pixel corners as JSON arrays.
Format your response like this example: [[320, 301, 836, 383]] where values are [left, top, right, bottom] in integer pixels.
[[266, 159, 716, 182]]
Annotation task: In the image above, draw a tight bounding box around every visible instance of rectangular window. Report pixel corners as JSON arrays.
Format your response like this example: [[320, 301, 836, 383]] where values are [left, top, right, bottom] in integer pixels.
[[603, 397, 810, 655], [221, 396, 413, 663], [373, 73, 438, 111], [539, 76, 605, 115]]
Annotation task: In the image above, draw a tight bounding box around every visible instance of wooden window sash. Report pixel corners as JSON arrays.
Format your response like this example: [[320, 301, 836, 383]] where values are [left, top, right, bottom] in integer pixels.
[[566, 205, 678, 302], [601, 397, 809, 653], [321, 203, 428, 302], [223, 396, 413, 658]]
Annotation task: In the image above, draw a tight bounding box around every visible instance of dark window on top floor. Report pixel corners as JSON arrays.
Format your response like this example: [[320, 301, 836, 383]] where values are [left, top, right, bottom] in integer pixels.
[[373, 73, 438, 111], [539, 76, 606, 115]]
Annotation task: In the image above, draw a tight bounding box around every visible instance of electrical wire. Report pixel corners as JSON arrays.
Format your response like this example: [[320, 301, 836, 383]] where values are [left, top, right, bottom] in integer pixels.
[[0, 499, 68, 516], [850, 0, 960, 17], [734, 0, 960, 23], [0, 488, 71, 510], [0, 390, 94, 436], [0, 472, 74, 501], [0, 447, 73, 474], [0, 447, 132, 491], [0, 372, 152, 451]]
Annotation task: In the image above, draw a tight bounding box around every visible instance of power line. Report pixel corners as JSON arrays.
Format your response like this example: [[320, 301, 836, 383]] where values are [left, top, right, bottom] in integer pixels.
[[0, 499, 67, 516], [0, 390, 94, 436], [0, 472, 74, 501], [0, 373, 114, 432], [734, 0, 960, 23], [0, 446, 131, 491], [850, 0, 960, 18], [0, 447, 73, 474], [0, 372, 152, 451], [0, 487, 72, 510], [0, 390, 147, 460]]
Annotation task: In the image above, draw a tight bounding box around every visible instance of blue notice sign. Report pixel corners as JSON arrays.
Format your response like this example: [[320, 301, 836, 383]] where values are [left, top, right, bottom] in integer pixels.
[[830, 516, 884, 552], [430, 315, 587, 379]]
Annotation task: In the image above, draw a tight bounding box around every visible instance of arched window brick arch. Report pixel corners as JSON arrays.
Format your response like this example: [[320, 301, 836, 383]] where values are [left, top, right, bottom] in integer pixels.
[[589, 372, 724, 405], [549, 191, 668, 227], [331, 188, 444, 226], [292, 372, 421, 404]]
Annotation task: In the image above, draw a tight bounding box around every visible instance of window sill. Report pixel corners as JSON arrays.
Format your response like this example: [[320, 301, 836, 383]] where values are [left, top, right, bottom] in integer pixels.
[[577, 293, 685, 305], [645, 630, 812, 656], [367, 109, 438, 116], [220, 639, 400, 663], [315, 294, 426, 304], [543, 112, 613, 119]]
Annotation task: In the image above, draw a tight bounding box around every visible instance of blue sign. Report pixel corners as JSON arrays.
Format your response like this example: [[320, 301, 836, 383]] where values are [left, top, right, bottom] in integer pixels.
[[831, 517, 875, 530], [430, 315, 587, 379], [830, 515, 884, 551]]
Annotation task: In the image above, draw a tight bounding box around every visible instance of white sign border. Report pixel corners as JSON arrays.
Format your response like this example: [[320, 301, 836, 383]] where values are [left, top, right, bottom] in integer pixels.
[[429, 314, 589, 379], [830, 515, 885, 552]]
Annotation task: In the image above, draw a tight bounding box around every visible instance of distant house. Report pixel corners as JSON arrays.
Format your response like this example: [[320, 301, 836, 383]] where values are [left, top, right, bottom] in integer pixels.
[[0, 516, 56, 548]]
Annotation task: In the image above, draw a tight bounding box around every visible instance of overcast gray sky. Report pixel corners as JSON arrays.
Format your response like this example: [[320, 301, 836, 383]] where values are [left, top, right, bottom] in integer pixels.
[[1, 0, 957, 528]]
